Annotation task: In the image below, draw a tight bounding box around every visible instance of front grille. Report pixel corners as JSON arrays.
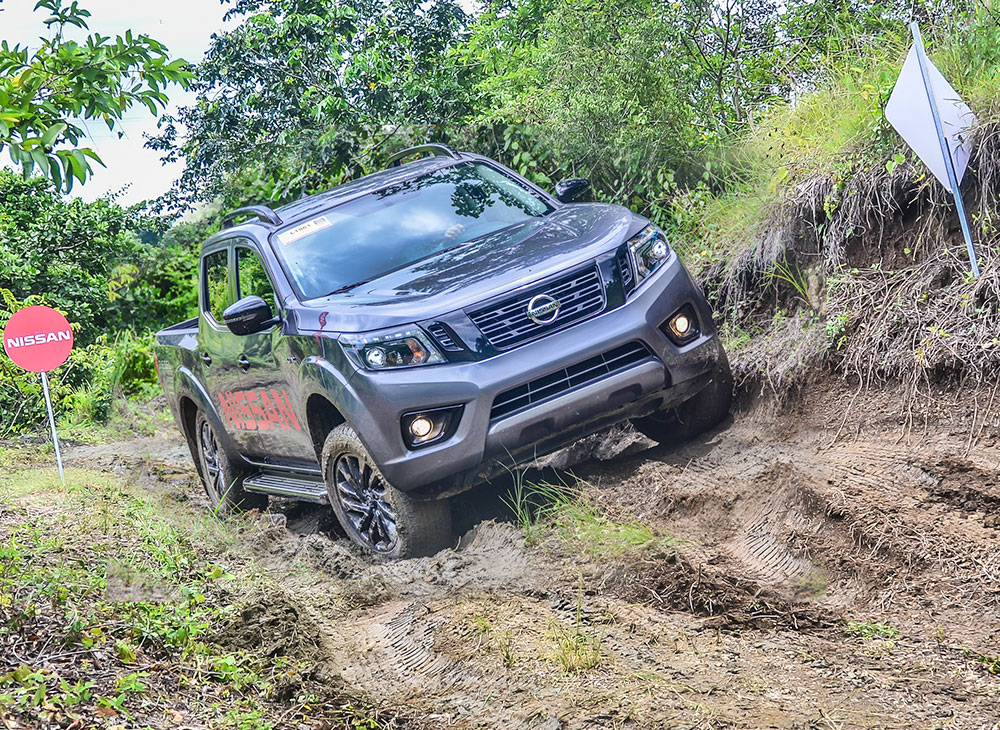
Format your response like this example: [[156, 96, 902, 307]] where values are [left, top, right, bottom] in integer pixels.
[[490, 342, 653, 420], [426, 322, 462, 351], [467, 265, 605, 350]]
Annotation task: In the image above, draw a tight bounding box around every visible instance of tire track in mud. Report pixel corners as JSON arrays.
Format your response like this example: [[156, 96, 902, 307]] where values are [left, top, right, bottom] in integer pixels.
[[63, 417, 1000, 728], [578, 416, 1000, 638]]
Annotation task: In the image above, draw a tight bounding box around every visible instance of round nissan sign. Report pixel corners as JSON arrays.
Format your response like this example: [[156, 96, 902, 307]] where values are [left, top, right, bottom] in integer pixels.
[[2, 305, 74, 373]]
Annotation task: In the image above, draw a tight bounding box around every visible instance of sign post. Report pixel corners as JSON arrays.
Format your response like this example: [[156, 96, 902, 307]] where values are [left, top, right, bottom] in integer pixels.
[[2, 305, 75, 484], [885, 23, 980, 278], [39, 371, 65, 483]]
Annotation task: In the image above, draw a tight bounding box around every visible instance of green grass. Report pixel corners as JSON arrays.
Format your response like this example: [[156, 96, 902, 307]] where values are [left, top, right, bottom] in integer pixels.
[[972, 652, 1000, 675], [844, 621, 899, 640], [673, 15, 1000, 281], [548, 619, 603, 674], [58, 392, 173, 444], [547, 578, 604, 674], [0, 448, 389, 729], [505, 477, 678, 559]]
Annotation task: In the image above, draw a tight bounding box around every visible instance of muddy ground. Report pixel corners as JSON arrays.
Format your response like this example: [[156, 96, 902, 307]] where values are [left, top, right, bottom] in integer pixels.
[[64, 385, 1000, 729]]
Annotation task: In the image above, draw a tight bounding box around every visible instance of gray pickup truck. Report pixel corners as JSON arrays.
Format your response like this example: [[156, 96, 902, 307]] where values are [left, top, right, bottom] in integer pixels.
[[154, 145, 731, 558]]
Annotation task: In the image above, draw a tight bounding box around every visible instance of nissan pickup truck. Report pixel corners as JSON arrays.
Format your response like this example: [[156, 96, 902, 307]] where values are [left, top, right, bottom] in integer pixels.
[[155, 144, 732, 558]]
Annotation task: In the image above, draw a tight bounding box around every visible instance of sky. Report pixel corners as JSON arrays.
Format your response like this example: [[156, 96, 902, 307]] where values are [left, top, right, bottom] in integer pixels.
[[0, 0, 230, 205]]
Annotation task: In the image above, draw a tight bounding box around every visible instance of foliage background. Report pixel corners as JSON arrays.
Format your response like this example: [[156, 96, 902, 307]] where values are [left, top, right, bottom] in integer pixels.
[[3, 0, 1000, 435]]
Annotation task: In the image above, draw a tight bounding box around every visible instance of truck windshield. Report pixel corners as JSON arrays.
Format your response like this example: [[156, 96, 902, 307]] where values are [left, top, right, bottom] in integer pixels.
[[272, 162, 554, 300]]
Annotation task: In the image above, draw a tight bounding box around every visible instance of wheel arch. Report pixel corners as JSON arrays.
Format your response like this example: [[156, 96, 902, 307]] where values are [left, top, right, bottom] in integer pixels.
[[178, 395, 203, 480], [305, 393, 347, 462], [171, 365, 247, 468]]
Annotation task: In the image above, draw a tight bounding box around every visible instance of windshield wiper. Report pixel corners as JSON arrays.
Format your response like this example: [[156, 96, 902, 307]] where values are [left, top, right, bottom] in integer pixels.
[[326, 278, 373, 296]]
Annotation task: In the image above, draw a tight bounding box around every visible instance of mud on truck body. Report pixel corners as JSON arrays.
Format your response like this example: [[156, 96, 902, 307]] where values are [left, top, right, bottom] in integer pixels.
[[155, 144, 732, 558]]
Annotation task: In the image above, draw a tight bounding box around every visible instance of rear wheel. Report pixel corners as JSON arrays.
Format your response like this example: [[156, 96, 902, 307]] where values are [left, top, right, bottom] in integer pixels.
[[322, 424, 452, 559], [194, 410, 268, 516], [632, 349, 733, 444]]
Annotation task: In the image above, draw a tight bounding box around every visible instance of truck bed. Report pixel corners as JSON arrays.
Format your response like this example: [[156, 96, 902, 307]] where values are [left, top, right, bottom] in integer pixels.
[[155, 318, 200, 414], [156, 317, 198, 349]]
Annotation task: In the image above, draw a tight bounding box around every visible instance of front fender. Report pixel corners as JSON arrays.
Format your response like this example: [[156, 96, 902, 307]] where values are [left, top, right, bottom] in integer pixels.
[[295, 346, 397, 467]]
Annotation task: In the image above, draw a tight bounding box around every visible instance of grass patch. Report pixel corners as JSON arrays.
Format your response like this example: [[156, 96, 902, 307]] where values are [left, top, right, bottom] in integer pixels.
[[547, 579, 604, 674], [972, 653, 1000, 675], [0, 450, 394, 729], [505, 477, 677, 559], [59, 393, 173, 444], [844, 621, 899, 640]]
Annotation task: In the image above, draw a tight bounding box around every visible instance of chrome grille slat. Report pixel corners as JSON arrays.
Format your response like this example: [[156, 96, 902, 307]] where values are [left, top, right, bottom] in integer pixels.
[[427, 322, 462, 351], [490, 342, 653, 420], [616, 245, 634, 293], [467, 265, 605, 350], [472, 278, 598, 325]]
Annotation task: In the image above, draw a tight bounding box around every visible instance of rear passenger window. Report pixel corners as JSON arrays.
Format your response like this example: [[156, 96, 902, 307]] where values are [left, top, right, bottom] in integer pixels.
[[203, 250, 230, 323], [237, 247, 277, 310]]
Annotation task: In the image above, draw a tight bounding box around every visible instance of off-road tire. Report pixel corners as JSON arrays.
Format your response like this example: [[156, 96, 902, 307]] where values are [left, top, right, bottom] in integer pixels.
[[194, 410, 268, 516], [631, 349, 734, 444], [322, 424, 452, 559]]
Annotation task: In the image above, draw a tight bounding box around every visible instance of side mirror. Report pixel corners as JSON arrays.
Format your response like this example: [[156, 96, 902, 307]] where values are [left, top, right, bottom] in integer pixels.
[[555, 178, 593, 204], [223, 296, 279, 336]]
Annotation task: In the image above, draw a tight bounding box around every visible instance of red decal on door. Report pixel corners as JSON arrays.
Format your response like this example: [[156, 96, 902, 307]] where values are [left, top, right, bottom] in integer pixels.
[[260, 391, 288, 430], [216, 389, 303, 431], [271, 389, 302, 430], [246, 390, 269, 431]]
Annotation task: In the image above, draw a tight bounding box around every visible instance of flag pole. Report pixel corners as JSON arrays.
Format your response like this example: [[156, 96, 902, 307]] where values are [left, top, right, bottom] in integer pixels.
[[40, 371, 65, 484], [909, 21, 980, 278]]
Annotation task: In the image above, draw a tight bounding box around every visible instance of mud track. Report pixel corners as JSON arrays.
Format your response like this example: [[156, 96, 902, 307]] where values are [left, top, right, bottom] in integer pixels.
[[65, 388, 1000, 729]]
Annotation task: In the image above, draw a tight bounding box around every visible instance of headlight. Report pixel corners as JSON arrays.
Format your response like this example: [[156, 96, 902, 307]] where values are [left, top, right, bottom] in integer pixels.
[[627, 225, 671, 290], [341, 327, 445, 370]]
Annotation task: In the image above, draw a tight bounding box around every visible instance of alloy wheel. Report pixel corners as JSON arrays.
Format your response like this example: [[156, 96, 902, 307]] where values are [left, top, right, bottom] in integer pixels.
[[333, 454, 399, 553], [198, 420, 226, 505]]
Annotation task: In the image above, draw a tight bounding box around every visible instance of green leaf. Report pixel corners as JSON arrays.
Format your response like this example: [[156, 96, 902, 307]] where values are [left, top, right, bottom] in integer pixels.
[[41, 122, 67, 147]]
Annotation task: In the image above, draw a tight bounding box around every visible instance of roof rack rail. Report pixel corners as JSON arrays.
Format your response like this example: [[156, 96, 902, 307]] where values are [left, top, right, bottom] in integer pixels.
[[221, 205, 284, 229], [386, 144, 462, 168]]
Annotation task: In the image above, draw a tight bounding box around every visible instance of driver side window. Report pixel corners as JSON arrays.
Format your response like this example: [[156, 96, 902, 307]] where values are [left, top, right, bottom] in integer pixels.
[[237, 246, 277, 311]]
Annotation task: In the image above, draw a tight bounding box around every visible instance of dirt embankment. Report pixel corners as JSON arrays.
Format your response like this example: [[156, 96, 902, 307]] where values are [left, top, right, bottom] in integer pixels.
[[63, 381, 1000, 730]]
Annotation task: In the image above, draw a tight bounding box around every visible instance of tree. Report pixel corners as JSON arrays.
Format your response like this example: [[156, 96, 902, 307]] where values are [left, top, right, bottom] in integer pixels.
[[0, 0, 191, 192], [149, 0, 472, 205]]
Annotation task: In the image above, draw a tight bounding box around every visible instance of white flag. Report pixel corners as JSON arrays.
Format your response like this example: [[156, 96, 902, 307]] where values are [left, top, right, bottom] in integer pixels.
[[885, 45, 977, 192]]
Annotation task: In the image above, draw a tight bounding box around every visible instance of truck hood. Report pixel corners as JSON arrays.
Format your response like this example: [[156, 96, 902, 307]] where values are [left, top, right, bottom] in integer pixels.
[[291, 203, 646, 333]]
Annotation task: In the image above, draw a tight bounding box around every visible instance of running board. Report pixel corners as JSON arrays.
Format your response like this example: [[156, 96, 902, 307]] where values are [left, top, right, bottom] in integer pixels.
[[243, 472, 328, 504]]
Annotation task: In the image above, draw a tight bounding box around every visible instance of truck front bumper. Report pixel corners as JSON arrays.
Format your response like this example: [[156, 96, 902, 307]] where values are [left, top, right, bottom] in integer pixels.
[[340, 254, 723, 497]]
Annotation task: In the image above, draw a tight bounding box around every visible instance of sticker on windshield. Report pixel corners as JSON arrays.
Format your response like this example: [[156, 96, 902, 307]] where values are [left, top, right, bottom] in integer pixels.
[[277, 216, 332, 245]]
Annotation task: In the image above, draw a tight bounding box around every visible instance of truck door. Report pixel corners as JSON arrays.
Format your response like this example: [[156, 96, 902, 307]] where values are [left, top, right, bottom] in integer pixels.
[[229, 242, 315, 464], [199, 245, 247, 434]]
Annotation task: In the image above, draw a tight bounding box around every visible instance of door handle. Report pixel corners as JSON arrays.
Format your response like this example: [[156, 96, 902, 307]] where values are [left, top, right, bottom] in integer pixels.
[[238, 355, 250, 372], [201, 352, 212, 366]]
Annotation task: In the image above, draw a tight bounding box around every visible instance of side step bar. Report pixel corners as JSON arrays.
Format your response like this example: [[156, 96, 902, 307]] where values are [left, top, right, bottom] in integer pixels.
[[243, 472, 328, 504]]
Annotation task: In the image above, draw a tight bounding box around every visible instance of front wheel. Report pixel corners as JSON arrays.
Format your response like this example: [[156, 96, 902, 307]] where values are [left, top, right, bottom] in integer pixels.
[[194, 410, 268, 516], [632, 349, 734, 444], [321, 424, 452, 559]]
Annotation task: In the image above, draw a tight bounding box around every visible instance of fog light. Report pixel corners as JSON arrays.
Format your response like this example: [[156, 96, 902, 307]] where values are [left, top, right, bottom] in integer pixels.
[[409, 415, 433, 439], [661, 305, 700, 345], [670, 314, 692, 337], [400, 406, 464, 449]]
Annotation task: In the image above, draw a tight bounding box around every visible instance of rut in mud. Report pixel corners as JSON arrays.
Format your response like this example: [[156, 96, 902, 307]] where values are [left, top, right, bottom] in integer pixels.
[[64, 386, 1000, 729]]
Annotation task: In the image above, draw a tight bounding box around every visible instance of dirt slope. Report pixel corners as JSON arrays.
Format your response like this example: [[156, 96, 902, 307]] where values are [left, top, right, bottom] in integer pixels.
[[64, 387, 1000, 729]]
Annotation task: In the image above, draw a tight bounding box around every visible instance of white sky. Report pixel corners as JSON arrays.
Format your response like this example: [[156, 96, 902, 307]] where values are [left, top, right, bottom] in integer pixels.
[[0, 0, 230, 205]]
